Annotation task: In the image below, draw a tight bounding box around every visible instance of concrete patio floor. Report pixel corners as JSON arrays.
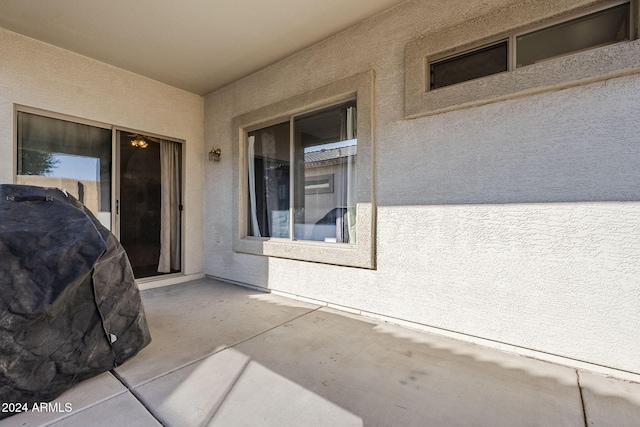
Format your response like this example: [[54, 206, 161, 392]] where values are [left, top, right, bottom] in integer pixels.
[[2, 278, 640, 426]]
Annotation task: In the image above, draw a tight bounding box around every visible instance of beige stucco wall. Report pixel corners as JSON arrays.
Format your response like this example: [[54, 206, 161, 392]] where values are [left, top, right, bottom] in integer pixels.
[[0, 27, 205, 280], [204, 0, 640, 375]]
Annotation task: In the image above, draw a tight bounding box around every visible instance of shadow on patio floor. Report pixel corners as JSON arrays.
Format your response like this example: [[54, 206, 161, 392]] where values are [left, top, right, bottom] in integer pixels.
[[3, 278, 640, 426]]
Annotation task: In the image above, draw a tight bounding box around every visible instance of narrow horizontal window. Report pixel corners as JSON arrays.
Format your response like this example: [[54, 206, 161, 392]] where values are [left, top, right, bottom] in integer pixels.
[[422, 1, 632, 97], [407, 0, 638, 117], [516, 2, 631, 67], [305, 174, 334, 195], [429, 41, 508, 90]]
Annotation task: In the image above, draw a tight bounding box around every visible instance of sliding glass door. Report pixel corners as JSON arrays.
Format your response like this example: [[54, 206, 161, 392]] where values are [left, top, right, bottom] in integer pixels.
[[16, 110, 183, 280], [16, 111, 112, 229], [117, 131, 182, 278]]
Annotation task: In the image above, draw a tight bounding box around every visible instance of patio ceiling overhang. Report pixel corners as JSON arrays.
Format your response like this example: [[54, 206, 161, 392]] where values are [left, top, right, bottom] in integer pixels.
[[0, 0, 406, 95]]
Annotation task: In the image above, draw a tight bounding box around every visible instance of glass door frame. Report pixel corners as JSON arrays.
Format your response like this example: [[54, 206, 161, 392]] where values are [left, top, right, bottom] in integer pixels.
[[12, 105, 186, 282], [113, 126, 186, 281], [14, 105, 114, 229]]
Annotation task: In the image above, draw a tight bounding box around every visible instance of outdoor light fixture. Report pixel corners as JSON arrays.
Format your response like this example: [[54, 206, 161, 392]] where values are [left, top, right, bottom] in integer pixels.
[[209, 148, 221, 162], [131, 136, 148, 149]]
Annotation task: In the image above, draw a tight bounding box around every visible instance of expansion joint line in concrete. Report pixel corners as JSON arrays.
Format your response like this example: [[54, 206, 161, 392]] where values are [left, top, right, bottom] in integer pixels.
[[105, 307, 322, 426], [193, 307, 324, 422], [201, 356, 252, 424], [226, 306, 323, 350], [110, 369, 167, 427], [576, 370, 588, 427]]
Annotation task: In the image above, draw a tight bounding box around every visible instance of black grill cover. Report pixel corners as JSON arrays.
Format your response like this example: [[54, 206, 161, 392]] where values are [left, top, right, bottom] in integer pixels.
[[0, 184, 151, 418]]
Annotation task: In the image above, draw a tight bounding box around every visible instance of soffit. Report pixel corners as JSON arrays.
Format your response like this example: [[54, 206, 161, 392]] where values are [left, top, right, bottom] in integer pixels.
[[0, 0, 406, 95]]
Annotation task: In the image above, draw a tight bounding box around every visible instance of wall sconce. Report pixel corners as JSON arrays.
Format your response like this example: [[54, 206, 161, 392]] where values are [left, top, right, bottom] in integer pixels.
[[209, 148, 221, 162]]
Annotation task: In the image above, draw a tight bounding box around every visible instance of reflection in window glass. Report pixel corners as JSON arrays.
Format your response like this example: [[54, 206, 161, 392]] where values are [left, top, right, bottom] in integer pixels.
[[517, 3, 630, 67], [430, 41, 508, 89], [294, 101, 357, 243], [247, 121, 291, 238], [246, 101, 357, 244], [16, 112, 112, 229]]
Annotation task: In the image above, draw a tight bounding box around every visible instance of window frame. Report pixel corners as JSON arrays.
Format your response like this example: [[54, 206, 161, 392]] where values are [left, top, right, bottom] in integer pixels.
[[428, 39, 510, 90], [232, 71, 375, 269], [512, 1, 633, 69], [14, 105, 114, 228], [13, 105, 188, 282], [405, 0, 640, 117], [246, 99, 356, 242]]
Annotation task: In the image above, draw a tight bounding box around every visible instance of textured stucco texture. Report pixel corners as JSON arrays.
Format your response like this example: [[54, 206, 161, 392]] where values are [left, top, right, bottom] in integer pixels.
[[0, 28, 205, 276], [204, 0, 640, 374]]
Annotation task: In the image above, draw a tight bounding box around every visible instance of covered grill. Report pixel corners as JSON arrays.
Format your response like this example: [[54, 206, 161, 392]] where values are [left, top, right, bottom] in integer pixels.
[[0, 184, 150, 419]]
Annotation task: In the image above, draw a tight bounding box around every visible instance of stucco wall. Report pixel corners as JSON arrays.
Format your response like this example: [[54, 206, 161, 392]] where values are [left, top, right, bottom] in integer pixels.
[[205, 0, 640, 374], [0, 28, 205, 278]]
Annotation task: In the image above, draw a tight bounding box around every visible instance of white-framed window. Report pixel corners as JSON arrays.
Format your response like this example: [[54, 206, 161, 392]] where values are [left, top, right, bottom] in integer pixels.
[[428, 1, 632, 90], [405, 0, 640, 117], [232, 71, 375, 269]]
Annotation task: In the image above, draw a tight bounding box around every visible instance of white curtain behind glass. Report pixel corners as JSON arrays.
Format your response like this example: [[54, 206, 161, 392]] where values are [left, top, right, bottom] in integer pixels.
[[247, 135, 261, 237], [346, 106, 357, 244], [158, 140, 182, 273]]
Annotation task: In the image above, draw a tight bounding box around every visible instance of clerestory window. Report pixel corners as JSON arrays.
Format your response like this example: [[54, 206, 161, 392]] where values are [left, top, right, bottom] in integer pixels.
[[428, 1, 631, 90], [405, 0, 639, 117]]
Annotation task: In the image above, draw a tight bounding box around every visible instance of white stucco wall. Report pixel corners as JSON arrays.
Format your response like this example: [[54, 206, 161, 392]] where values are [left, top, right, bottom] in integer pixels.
[[0, 28, 205, 279], [204, 0, 640, 375]]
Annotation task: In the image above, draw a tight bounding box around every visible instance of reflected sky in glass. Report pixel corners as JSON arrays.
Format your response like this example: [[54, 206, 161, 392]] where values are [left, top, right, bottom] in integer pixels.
[[49, 153, 100, 181]]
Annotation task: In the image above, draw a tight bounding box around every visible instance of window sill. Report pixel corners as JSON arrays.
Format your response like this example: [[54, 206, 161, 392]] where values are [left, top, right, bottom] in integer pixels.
[[234, 203, 374, 269]]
